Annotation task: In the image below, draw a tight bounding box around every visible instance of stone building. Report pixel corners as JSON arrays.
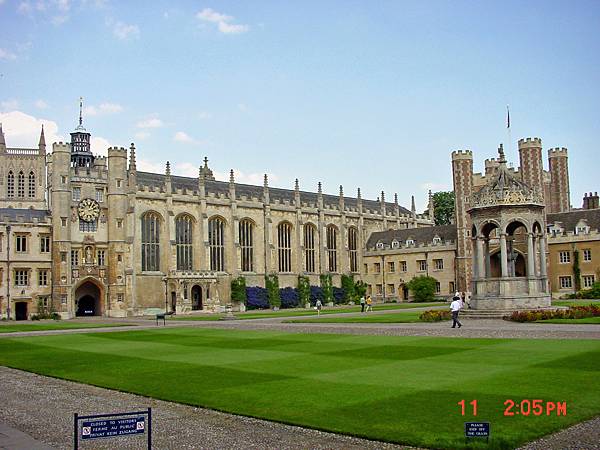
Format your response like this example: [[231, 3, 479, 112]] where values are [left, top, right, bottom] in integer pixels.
[[363, 224, 457, 301], [0, 114, 433, 319], [547, 198, 600, 297]]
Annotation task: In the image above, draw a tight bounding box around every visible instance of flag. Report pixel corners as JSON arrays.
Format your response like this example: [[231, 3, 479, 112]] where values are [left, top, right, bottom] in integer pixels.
[[507, 106, 510, 129]]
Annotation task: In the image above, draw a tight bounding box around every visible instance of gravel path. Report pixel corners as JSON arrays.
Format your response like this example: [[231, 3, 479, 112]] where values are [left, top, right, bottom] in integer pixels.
[[0, 367, 413, 450]]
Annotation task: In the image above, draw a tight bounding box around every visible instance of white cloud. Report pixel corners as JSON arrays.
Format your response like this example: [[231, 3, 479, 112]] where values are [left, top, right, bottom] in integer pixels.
[[84, 102, 123, 116], [137, 159, 163, 174], [112, 21, 140, 40], [174, 131, 195, 143], [35, 99, 49, 109], [1, 99, 19, 111], [196, 7, 248, 34], [0, 110, 64, 147], [18, 0, 71, 25], [197, 8, 231, 23], [0, 48, 17, 61], [215, 168, 278, 185], [173, 162, 199, 177], [134, 131, 150, 140], [51, 14, 69, 25], [90, 136, 112, 156], [136, 117, 163, 128], [218, 21, 248, 34]]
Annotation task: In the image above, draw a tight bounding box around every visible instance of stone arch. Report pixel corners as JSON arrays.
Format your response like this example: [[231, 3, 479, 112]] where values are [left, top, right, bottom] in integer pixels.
[[505, 218, 529, 235], [191, 284, 203, 310], [208, 214, 227, 225], [175, 212, 196, 223], [74, 277, 105, 317], [480, 220, 500, 239]]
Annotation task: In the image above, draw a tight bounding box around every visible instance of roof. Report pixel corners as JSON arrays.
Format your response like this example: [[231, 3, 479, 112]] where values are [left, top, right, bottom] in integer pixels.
[[366, 224, 457, 249], [0, 208, 51, 223], [547, 209, 600, 232], [136, 171, 412, 214]]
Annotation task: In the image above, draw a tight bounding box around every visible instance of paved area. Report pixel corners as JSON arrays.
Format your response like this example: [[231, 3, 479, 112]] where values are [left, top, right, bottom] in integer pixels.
[[0, 422, 54, 450]]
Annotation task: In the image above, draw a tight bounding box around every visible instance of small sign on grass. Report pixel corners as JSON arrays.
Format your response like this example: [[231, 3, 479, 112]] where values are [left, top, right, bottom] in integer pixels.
[[74, 408, 152, 449], [465, 421, 490, 443]]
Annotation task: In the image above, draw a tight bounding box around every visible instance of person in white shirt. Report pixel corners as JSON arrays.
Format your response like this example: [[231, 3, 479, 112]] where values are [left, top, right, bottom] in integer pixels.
[[450, 296, 463, 328]]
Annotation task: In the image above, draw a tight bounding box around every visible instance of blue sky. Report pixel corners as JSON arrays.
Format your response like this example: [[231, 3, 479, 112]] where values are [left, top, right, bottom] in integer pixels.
[[1, 0, 599, 211]]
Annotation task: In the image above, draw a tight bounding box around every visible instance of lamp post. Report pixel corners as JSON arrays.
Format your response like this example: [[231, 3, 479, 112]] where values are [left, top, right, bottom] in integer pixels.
[[162, 276, 168, 314]]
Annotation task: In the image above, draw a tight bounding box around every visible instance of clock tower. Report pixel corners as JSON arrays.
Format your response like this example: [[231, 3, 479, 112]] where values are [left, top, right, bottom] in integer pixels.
[[70, 97, 94, 168]]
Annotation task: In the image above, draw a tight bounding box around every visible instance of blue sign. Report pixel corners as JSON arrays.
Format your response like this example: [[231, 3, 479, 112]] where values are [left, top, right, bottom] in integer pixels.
[[81, 416, 145, 440], [465, 422, 490, 438]]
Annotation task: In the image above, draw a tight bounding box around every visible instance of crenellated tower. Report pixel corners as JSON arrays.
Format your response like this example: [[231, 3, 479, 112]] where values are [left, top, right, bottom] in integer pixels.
[[518, 138, 544, 196], [548, 147, 570, 213], [451, 150, 474, 292]]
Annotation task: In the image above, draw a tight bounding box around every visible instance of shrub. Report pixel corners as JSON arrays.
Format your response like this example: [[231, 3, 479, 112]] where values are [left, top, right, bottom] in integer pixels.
[[265, 274, 281, 309], [280, 287, 299, 308], [407, 276, 437, 302], [576, 281, 600, 299], [505, 304, 600, 322], [354, 280, 367, 299], [419, 310, 451, 322], [320, 274, 334, 304], [231, 276, 247, 304], [333, 287, 345, 304], [341, 274, 356, 303], [297, 276, 310, 306], [50, 312, 61, 320], [245, 286, 269, 310]]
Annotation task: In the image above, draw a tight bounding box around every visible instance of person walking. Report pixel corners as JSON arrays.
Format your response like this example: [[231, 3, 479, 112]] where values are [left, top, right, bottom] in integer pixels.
[[315, 299, 323, 316], [450, 295, 462, 328], [365, 295, 373, 312], [360, 295, 366, 313]]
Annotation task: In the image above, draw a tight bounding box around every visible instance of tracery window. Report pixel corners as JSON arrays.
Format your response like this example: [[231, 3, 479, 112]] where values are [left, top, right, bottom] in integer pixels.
[[209, 216, 225, 271], [141, 211, 161, 271], [326, 224, 338, 272], [17, 171, 25, 198], [28, 171, 35, 198], [176, 214, 193, 270], [348, 226, 358, 272], [278, 222, 292, 273], [239, 219, 254, 272], [7, 171, 14, 197], [304, 223, 316, 273]]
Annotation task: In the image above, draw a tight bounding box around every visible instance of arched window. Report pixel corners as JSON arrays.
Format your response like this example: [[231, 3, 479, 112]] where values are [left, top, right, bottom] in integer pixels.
[[176, 214, 193, 270], [28, 171, 36, 198], [239, 219, 254, 272], [209, 217, 225, 271], [278, 222, 292, 273], [304, 223, 316, 273], [348, 226, 358, 273], [17, 171, 25, 198], [326, 224, 337, 272], [141, 212, 161, 271], [7, 171, 14, 198]]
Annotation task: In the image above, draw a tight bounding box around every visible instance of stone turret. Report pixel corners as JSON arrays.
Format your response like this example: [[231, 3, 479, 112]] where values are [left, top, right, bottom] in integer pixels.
[[451, 149, 474, 292], [38, 125, 46, 154], [548, 147, 570, 213], [518, 138, 544, 197]]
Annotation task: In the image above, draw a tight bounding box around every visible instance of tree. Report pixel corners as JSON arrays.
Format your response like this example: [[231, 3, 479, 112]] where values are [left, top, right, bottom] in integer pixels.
[[341, 274, 356, 302], [230, 276, 247, 303], [432, 191, 455, 226], [265, 274, 281, 309], [406, 276, 437, 302], [354, 280, 367, 299]]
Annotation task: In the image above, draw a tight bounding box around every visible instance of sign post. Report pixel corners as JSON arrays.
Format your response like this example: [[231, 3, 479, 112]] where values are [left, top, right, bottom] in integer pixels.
[[464, 422, 490, 443], [74, 408, 152, 450]]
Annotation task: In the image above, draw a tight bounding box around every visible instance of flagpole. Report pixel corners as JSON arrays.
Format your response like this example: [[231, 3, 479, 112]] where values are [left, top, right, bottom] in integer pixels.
[[506, 105, 513, 164]]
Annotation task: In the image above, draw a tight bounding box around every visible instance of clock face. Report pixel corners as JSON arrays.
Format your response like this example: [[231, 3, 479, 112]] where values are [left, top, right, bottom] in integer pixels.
[[78, 198, 100, 222]]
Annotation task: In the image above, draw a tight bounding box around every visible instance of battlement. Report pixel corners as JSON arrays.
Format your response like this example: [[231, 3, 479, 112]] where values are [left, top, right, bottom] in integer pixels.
[[451, 150, 473, 160], [108, 146, 127, 156], [518, 137, 542, 147], [548, 147, 568, 157], [5, 147, 39, 155], [52, 142, 71, 152]]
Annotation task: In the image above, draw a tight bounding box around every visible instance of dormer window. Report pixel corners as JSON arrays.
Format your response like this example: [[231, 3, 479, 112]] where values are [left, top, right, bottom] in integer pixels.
[[376, 241, 385, 250], [575, 221, 589, 235], [432, 236, 442, 245], [391, 239, 400, 249], [406, 239, 415, 246]]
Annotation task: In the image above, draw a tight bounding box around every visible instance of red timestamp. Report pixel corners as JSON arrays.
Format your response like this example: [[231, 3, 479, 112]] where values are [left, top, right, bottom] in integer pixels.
[[458, 399, 567, 416]]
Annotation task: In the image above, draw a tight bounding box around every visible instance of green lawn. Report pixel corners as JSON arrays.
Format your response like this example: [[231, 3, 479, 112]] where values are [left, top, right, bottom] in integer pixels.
[[0, 322, 134, 333], [287, 311, 424, 323], [537, 317, 600, 324], [0, 328, 598, 449], [173, 302, 445, 321]]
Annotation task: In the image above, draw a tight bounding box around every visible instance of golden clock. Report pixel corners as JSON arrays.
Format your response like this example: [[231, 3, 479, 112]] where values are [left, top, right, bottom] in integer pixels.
[[78, 198, 100, 222]]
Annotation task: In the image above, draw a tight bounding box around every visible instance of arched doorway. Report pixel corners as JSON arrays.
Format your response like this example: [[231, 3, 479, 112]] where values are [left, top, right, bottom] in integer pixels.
[[15, 302, 28, 320], [191, 285, 202, 310], [75, 280, 102, 316]]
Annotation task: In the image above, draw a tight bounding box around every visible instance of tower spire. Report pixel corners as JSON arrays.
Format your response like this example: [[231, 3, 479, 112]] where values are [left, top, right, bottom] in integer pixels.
[[0, 123, 6, 147], [79, 96, 83, 128], [129, 143, 137, 171]]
